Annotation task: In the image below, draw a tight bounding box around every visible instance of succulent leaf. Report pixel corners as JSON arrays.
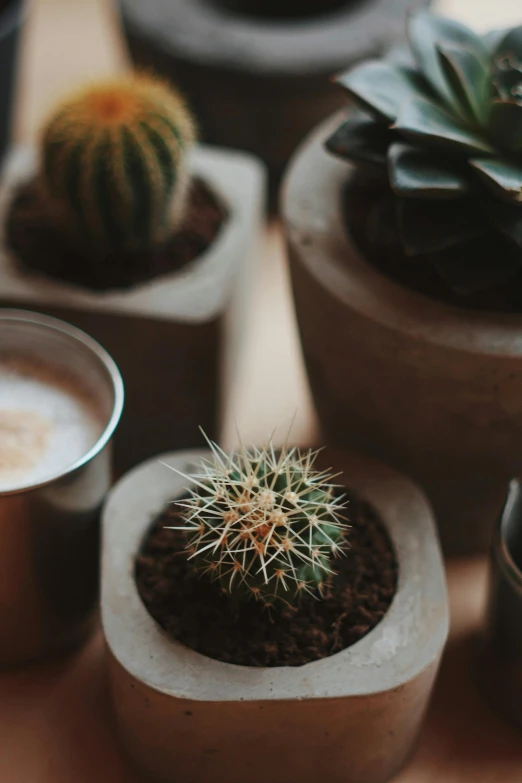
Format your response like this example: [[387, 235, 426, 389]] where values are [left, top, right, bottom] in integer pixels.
[[388, 142, 470, 199], [387, 45, 417, 70], [483, 27, 509, 55], [398, 198, 482, 256], [437, 43, 490, 125], [408, 11, 489, 117], [325, 114, 391, 170], [470, 157, 522, 203], [492, 54, 522, 100], [495, 26, 522, 61], [336, 60, 427, 122], [393, 97, 493, 155]]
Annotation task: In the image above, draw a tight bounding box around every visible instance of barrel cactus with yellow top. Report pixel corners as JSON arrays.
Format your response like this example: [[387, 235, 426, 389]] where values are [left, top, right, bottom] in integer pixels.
[[40, 74, 197, 254]]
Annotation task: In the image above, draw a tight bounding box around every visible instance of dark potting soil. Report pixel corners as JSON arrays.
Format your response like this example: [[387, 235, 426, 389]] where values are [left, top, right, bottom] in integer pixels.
[[5, 178, 227, 291], [344, 175, 522, 314], [136, 490, 398, 667]]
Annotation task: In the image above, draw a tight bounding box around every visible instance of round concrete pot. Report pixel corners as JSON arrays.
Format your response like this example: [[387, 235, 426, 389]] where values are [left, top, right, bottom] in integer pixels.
[[0, 145, 265, 475], [117, 0, 430, 198], [282, 112, 522, 556], [479, 480, 522, 733], [0, 0, 24, 164], [101, 447, 448, 783]]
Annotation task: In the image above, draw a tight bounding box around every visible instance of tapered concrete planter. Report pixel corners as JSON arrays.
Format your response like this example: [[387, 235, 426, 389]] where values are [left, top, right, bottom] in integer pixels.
[[0, 0, 24, 164], [101, 447, 448, 783], [118, 0, 430, 197], [0, 145, 265, 474], [282, 113, 522, 555]]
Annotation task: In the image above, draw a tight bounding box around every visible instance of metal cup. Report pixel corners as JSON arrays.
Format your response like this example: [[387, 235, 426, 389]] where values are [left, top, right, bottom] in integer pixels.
[[480, 480, 522, 731], [0, 309, 124, 665]]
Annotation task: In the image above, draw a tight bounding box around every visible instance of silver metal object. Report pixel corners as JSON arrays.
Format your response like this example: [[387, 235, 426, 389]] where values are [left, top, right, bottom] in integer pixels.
[[0, 309, 123, 665], [481, 480, 522, 731]]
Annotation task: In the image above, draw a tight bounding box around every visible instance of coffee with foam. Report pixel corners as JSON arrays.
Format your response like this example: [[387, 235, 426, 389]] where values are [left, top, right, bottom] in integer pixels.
[[0, 356, 104, 492]]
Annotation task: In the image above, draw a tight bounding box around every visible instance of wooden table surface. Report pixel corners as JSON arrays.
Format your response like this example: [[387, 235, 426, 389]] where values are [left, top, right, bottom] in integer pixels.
[[2, 0, 522, 780]]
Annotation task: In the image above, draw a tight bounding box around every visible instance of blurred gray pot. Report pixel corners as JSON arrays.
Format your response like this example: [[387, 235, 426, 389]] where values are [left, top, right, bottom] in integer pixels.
[[117, 0, 431, 198]]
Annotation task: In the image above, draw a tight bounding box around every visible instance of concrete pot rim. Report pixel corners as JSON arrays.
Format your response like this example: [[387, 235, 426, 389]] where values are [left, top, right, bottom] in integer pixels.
[[0, 144, 266, 323], [101, 447, 449, 703], [118, 0, 430, 76], [281, 111, 522, 356]]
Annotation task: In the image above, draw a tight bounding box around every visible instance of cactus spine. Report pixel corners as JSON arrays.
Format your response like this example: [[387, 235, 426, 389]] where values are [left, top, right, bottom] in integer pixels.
[[168, 438, 350, 606], [40, 74, 196, 254]]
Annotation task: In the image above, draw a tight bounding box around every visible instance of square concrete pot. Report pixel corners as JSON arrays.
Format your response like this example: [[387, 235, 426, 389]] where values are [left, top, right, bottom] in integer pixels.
[[117, 0, 430, 200], [101, 447, 448, 783], [0, 145, 266, 474], [282, 111, 522, 555]]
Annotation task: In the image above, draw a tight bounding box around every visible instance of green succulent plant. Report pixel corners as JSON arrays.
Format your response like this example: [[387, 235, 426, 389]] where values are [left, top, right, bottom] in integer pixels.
[[327, 11, 522, 296], [168, 437, 349, 607]]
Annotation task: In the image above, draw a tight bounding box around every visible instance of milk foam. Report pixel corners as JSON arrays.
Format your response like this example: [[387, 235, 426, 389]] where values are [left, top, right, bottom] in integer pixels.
[[0, 357, 104, 492]]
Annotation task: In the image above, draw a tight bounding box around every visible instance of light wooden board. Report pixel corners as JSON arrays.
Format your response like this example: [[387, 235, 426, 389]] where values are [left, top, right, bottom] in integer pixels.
[[1, 0, 522, 780]]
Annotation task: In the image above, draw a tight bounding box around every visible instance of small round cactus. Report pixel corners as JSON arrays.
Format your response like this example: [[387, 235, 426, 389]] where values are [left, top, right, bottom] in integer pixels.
[[168, 438, 349, 606], [40, 74, 196, 254]]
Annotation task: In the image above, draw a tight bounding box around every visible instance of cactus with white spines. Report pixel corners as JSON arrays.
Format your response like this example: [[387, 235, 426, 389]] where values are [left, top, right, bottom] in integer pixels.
[[40, 74, 196, 254], [168, 438, 350, 606]]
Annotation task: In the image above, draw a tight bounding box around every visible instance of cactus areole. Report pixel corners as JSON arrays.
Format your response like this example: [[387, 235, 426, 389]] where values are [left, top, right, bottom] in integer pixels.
[[328, 11, 522, 310]]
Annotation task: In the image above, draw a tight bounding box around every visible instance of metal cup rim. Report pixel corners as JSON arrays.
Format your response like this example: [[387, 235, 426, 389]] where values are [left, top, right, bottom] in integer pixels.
[[497, 480, 522, 594], [0, 308, 124, 496]]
